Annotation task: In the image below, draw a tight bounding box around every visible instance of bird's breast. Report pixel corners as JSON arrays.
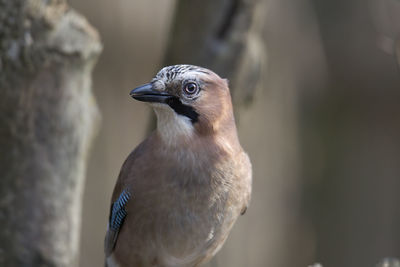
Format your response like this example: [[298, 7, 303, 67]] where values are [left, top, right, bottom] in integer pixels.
[[116, 134, 250, 265], [127, 149, 238, 257]]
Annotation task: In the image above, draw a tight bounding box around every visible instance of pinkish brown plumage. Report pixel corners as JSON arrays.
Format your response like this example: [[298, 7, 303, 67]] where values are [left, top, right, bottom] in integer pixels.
[[105, 65, 252, 267]]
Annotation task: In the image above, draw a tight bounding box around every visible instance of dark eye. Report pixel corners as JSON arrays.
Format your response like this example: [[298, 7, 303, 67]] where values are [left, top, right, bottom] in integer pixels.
[[184, 82, 198, 95]]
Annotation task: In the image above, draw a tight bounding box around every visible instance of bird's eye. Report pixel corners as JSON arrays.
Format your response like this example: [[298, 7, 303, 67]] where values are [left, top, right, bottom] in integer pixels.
[[184, 82, 198, 95]]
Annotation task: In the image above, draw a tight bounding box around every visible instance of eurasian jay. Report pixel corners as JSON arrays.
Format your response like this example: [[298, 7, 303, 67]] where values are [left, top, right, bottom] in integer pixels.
[[104, 65, 252, 267]]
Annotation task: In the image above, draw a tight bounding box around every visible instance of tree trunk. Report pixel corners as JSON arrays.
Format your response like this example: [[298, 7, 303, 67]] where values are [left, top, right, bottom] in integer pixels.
[[163, 0, 314, 266], [302, 0, 400, 266], [0, 0, 101, 266]]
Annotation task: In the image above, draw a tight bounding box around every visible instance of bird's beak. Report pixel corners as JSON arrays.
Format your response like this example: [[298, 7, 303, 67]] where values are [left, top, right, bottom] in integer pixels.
[[130, 83, 173, 104]]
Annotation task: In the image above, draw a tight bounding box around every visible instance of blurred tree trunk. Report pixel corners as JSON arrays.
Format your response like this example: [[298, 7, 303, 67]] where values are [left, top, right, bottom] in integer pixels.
[[163, 0, 316, 266], [147, 0, 400, 266], [0, 0, 101, 266], [164, 0, 263, 109], [302, 0, 400, 266]]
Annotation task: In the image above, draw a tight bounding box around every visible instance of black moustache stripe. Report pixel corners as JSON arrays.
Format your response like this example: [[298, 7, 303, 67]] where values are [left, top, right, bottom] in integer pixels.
[[166, 97, 199, 124]]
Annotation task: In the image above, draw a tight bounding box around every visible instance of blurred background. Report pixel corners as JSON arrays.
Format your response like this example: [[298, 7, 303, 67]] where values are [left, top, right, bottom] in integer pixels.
[[1, 0, 399, 266], [69, 0, 400, 266]]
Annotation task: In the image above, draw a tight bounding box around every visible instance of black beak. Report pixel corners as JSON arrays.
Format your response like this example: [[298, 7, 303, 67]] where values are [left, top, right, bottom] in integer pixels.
[[130, 83, 173, 103]]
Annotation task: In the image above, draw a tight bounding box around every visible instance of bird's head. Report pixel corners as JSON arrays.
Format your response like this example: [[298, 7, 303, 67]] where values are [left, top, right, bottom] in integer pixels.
[[130, 65, 237, 145]]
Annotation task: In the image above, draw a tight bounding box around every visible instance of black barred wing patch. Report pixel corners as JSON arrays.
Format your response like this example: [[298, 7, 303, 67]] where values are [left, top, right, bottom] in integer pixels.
[[105, 189, 131, 255], [110, 190, 131, 230]]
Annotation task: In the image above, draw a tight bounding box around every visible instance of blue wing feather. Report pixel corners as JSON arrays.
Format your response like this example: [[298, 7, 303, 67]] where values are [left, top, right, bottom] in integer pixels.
[[104, 189, 131, 257], [105, 189, 131, 255], [110, 189, 131, 231]]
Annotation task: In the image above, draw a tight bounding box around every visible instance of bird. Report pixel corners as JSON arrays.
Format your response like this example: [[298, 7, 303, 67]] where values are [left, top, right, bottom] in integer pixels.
[[104, 64, 252, 267]]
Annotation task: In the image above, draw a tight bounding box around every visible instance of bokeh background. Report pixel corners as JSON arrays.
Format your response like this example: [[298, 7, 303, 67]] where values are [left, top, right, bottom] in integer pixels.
[[2, 0, 398, 266], [69, 0, 400, 266]]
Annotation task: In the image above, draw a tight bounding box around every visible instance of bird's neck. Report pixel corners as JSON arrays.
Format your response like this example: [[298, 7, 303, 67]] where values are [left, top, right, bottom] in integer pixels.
[[153, 104, 241, 154], [154, 105, 195, 147]]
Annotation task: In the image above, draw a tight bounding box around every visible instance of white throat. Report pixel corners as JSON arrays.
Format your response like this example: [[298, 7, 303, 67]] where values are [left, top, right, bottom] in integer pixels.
[[152, 103, 194, 146]]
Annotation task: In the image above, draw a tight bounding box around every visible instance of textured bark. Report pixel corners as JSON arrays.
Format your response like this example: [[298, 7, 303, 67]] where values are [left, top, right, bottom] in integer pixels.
[[0, 0, 101, 266]]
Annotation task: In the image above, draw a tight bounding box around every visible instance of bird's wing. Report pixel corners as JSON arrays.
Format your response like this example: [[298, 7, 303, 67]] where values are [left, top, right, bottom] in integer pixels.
[[104, 189, 131, 256], [104, 136, 155, 257]]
